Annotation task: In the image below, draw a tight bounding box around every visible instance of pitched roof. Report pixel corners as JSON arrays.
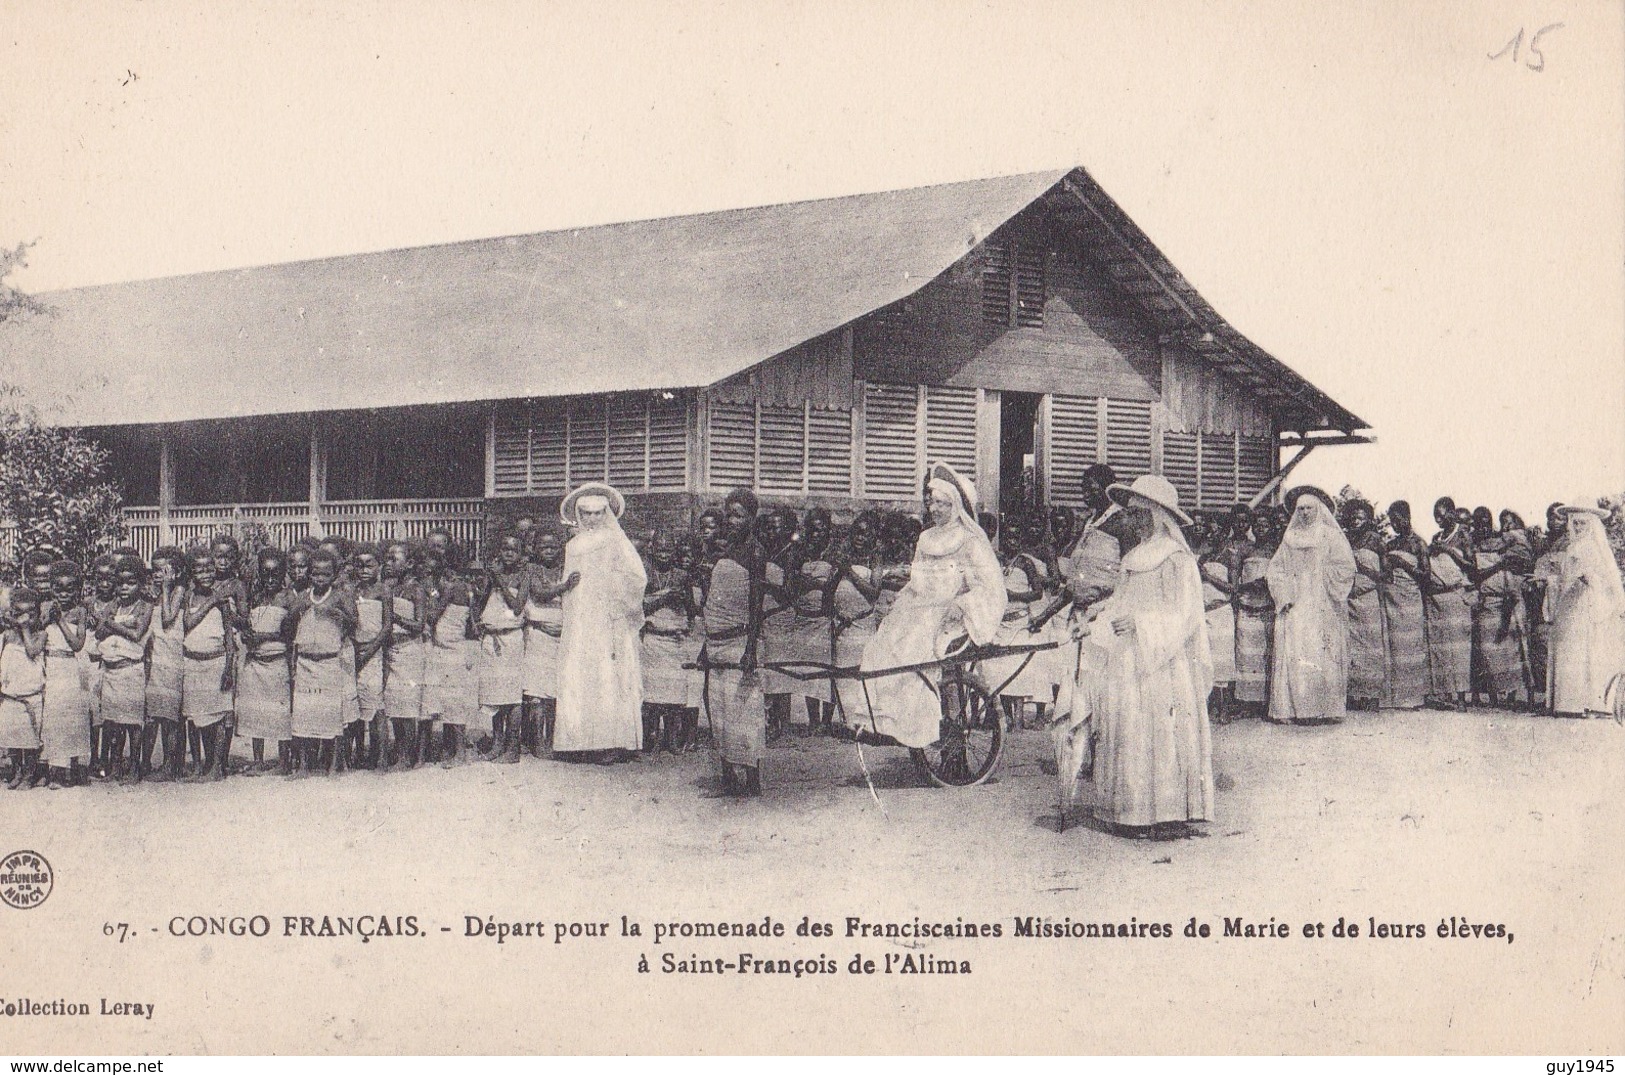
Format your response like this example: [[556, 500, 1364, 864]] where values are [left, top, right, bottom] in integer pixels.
[[0, 166, 1365, 433]]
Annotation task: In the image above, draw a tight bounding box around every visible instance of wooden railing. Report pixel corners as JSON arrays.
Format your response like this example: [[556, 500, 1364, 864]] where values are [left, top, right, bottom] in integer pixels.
[[113, 499, 488, 560]]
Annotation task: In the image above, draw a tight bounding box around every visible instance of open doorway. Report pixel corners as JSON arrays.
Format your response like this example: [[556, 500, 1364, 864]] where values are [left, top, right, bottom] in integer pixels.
[[999, 391, 1042, 521]]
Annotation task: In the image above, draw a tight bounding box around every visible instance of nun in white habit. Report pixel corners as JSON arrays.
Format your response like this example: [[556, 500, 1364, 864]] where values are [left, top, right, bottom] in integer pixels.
[[553, 483, 648, 757], [1541, 500, 1625, 717], [858, 462, 1005, 749]]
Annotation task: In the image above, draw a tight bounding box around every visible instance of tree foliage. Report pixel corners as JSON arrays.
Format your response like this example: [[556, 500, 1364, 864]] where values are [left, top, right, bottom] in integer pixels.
[[0, 387, 125, 569], [0, 241, 51, 327]]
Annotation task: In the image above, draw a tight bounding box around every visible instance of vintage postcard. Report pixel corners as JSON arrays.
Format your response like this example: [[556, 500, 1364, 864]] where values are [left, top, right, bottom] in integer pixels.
[[0, 0, 1621, 1057]]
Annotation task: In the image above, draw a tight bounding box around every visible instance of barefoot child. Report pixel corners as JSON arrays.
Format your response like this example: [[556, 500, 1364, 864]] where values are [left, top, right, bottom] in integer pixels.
[[85, 554, 117, 779], [95, 556, 153, 783], [1, 589, 47, 790], [382, 541, 429, 770], [181, 549, 236, 782], [234, 549, 296, 776], [476, 532, 528, 760], [522, 529, 569, 756], [41, 562, 92, 789], [209, 535, 250, 769], [144, 547, 188, 781], [289, 548, 357, 777], [352, 544, 390, 769], [423, 545, 476, 766]]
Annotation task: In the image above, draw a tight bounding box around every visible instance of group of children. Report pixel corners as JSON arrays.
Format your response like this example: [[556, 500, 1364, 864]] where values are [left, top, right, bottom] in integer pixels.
[[0, 526, 584, 788]]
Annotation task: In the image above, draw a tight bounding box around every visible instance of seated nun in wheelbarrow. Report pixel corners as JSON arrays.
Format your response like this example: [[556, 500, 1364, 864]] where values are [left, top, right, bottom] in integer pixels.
[[854, 462, 1005, 749]]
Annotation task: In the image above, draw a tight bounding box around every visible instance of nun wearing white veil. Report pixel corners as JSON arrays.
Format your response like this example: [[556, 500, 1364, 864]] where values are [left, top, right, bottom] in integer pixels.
[[858, 462, 1005, 749], [1056, 475, 1213, 835], [1542, 500, 1625, 717], [553, 483, 648, 756], [1265, 487, 1356, 725]]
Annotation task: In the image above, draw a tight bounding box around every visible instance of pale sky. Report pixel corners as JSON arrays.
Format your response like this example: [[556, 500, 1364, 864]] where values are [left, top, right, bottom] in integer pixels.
[[1, 0, 1621, 522]]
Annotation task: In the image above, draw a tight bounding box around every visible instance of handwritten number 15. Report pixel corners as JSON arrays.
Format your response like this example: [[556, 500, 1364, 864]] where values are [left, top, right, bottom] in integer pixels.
[[1489, 23, 1564, 72]]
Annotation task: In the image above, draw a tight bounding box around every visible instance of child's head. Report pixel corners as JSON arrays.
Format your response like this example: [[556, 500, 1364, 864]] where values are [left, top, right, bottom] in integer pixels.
[[114, 556, 147, 600], [22, 550, 54, 593], [531, 528, 565, 569], [308, 548, 339, 593], [286, 546, 312, 590], [186, 548, 216, 588], [150, 546, 187, 588], [50, 561, 83, 604], [91, 553, 117, 598], [9, 587, 41, 628], [210, 534, 241, 579], [381, 541, 411, 581], [255, 548, 287, 593], [462, 557, 486, 585], [316, 536, 352, 575], [494, 531, 524, 571], [352, 544, 382, 586]]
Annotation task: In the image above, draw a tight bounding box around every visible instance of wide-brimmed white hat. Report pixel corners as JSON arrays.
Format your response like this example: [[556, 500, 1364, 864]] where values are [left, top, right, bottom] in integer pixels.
[[560, 481, 626, 524], [1106, 474, 1192, 527], [1558, 498, 1609, 519], [926, 460, 978, 517]]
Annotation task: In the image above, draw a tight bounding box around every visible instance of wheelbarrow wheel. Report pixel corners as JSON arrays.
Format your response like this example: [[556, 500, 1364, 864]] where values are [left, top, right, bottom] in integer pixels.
[[911, 668, 1003, 787]]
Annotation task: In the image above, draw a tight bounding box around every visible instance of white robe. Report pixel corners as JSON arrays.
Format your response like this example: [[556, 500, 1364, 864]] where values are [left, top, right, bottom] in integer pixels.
[[1265, 500, 1356, 723], [859, 516, 1004, 748], [1060, 527, 1213, 827], [554, 523, 648, 751], [1544, 513, 1625, 715]]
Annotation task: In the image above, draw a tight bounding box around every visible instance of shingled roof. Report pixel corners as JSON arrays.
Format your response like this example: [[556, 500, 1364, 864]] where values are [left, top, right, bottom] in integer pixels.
[[0, 167, 1364, 434]]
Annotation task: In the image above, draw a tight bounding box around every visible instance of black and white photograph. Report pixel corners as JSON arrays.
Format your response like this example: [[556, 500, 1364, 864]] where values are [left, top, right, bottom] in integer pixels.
[[0, 0, 1621, 1060]]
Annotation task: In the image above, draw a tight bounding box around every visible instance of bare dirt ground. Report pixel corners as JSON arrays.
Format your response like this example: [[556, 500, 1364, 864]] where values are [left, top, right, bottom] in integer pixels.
[[4, 707, 1623, 1055]]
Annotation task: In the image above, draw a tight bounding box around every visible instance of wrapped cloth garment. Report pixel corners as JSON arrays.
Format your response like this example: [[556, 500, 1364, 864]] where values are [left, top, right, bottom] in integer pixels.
[[98, 608, 149, 727], [383, 595, 427, 721], [426, 604, 479, 729], [1426, 550, 1474, 698], [354, 595, 385, 716], [522, 585, 563, 701], [181, 604, 232, 727], [1266, 499, 1356, 723], [0, 635, 45, 749], [859, 490, 1005, 750], [477, 590, 526, 711], [757, 561, 795, 697], [1472, 535, 1531, 698], [553, 516, 647, 752], [145, 597, 185, 722], [1233, 553, 1274, 704], [702, 556, 763, 766], [41, 620, 93, 764], [1381, 542, 1429, 708], [641, 586, 693, 707], [784, 559, 835, 705], [235, 602, 292, 742], [291, 596, 349, 740], [1346, 544, 1388, 705], [985, 554, 1055, 700], [830, 567, 879, 722], [1201, 560, 1237, 687]]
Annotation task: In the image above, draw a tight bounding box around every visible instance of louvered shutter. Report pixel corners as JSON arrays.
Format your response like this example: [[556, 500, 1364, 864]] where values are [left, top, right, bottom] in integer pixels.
[[1014, 244, 1045, 327], [1238, 435, 1274, 502], [607, 397, 647, 490], [1047, 393, 1101, 508], [981, 242, 1012, 325], [1104, 398, 1153, 479], [567, 398, 608, 486], [492, 401, 531, 495], [707, 402, 756, 491], [647, 395, 689, 491], [807, 408, 853, 495], [757, 405, 805, 494], [862, 382, 920, 498], [1161, 431, 1200, 510], [530, 399, 569, 493], [1199, 432, 1238, 510], [924, 386, 977, 476]]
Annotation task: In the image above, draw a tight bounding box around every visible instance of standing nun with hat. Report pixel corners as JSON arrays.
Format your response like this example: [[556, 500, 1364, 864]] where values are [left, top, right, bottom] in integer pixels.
[[1539, 497, 1625, 717], [1056, 474, 1213, 839], [552, 482, 648, 762], [1265, 486, 1356, 726]]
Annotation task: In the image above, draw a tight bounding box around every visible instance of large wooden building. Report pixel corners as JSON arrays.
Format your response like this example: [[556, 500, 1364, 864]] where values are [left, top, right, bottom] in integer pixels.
[[1, 167, 1367, 556]]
